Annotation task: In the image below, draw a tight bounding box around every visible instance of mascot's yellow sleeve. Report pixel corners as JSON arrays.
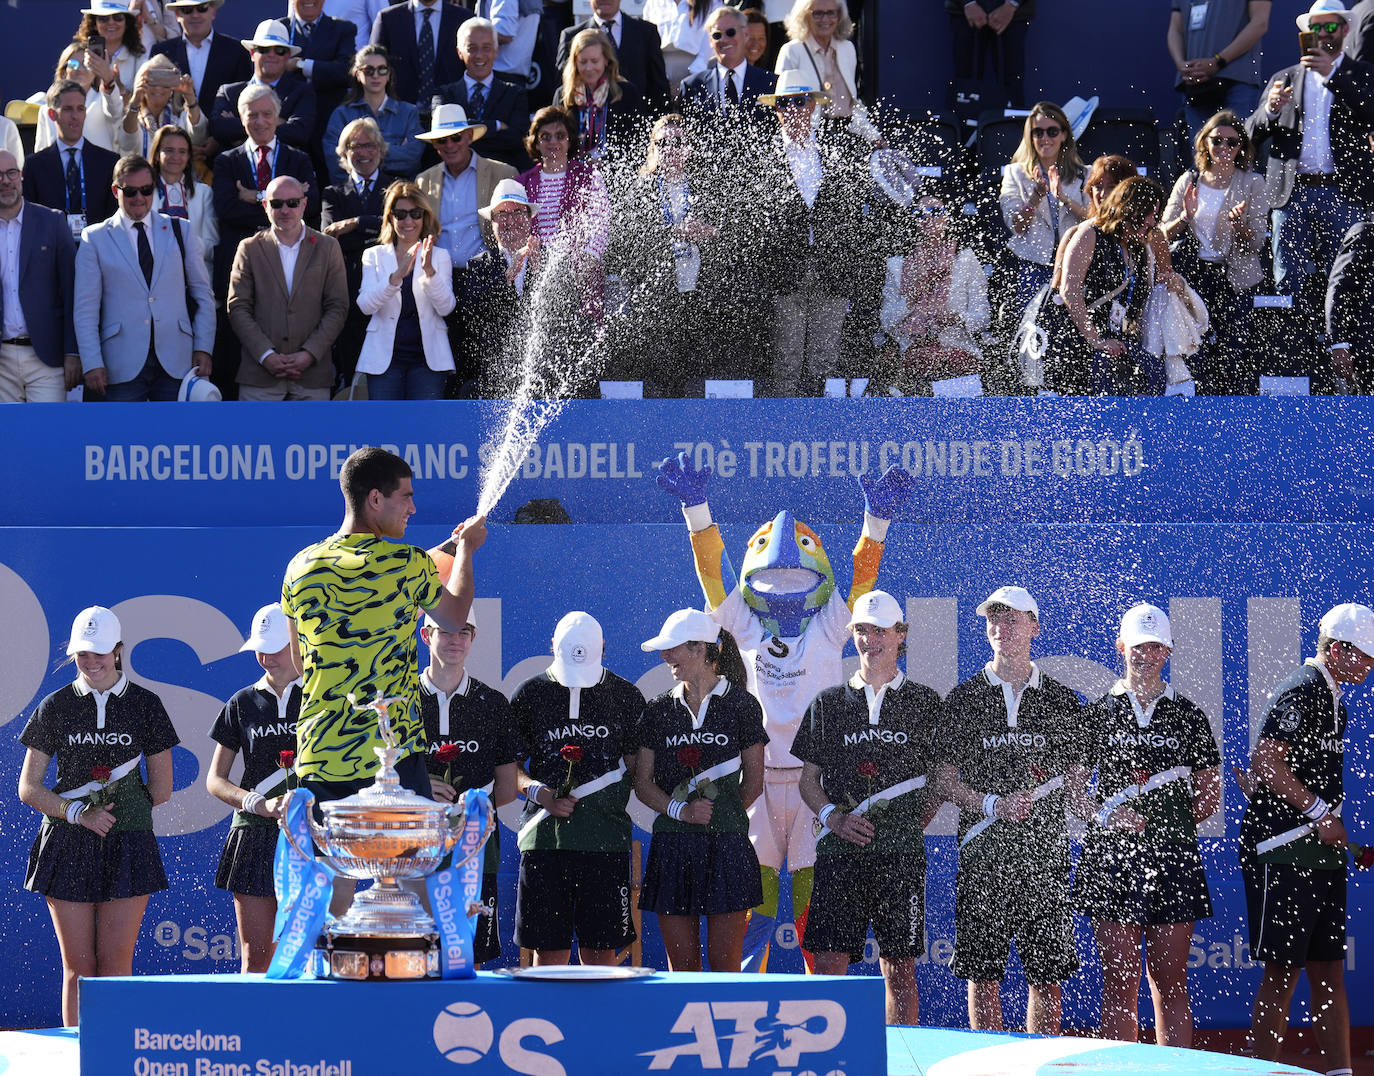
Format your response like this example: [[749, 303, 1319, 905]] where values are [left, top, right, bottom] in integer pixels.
[[687, 524, 732, 612], [848, 535, 883, 612]]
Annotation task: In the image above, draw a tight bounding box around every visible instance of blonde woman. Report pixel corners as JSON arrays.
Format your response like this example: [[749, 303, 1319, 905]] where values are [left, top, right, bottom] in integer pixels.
[[117, 55, 204, 157], [553, 29, 647, 160], [34, 43, 126, 152], [356, 181, 456, 399], [776, 0, 856, 122]]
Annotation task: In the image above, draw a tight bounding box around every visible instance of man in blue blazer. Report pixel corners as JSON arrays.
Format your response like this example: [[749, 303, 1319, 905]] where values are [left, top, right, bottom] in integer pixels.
[[679, 6, 776, 124], [371, 0, 472, 114], [283, 0, 359, 157], [434, 17, 531, 171], [152, 0, 254, 121], [209, 20, 319, 150], [557, 0, 671, 113], [74, 155, 216, 401], [0, 151, 80, 402], [21, 82, 119, 234]]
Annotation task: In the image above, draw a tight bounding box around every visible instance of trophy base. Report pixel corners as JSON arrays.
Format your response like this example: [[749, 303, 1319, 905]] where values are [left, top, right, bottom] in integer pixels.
[[312, 931, 440, 981]]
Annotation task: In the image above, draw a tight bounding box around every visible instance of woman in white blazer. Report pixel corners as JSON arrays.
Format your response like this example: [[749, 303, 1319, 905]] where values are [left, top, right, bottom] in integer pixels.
[[776, 0, 858, 125], [356, 181, 457, 400]]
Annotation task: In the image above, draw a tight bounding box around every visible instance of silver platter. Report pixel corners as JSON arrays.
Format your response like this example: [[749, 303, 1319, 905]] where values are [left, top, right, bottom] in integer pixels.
[[494, 965, 657, 982]]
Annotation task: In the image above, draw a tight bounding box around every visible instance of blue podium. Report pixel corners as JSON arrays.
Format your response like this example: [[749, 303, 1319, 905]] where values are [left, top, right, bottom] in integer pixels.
[[80, 971, 885, 1075]]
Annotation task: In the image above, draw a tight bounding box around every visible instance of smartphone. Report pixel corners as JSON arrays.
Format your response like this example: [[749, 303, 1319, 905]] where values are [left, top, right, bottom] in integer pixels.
[[146, 66, 181, 89], [1299, 30, 1319, 54], [86, 36, 105, 59]]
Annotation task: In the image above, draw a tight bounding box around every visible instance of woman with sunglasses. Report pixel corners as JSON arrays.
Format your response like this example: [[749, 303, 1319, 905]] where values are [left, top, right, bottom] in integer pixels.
[[999, 104, 1089, 332], [17, 607, 179, 1027], [776, 0, 859, 126], [323, 45, 423, 186], [553, 29, 647, 161], [117, 55, 204, 158], [1159, 110, 1268, 395], [35, 43, 127, 153], [356, 180, 456, 400], [71, 0, 143, 95], [874, 182, 990, 396], [150, 124, 217, 280]]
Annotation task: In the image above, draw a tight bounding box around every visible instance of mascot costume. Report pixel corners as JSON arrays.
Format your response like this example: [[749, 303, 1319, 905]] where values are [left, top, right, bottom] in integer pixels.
[[657, 452, 914, 970]]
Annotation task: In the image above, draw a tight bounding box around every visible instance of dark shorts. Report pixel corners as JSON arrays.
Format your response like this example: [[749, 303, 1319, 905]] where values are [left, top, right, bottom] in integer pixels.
[[953, 862, 1079, 985], [215, 823, 278, 898], [804, 851, 925, 963], [302, 751, 433, 810], [26, 821, 168, 903], [1242, 859, 1348, 967], [515, 849, 637, 953], [640, 831, 763, 917], [1074, 836, 1213, 926]]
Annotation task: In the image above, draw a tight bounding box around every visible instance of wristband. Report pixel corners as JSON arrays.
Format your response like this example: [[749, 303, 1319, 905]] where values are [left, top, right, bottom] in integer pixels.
[[525, 781, 547, 805], [982, 793, 1000, 819], [817, 803, 837, 828], [1094, 803, 1115, 827], [241, 791, 265, 816], [65, 800, 87, 824], [665, 799, 685, 821], [1303, 795, 1330, 821], [1213, 53, 1228, 71]]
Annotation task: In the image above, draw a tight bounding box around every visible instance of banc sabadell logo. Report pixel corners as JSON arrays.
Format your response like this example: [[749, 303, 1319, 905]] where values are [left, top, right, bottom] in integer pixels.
[[432, 999, 847, 1074]]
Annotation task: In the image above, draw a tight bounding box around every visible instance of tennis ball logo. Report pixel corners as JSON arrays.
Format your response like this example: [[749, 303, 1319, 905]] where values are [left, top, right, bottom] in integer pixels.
[[434, 1001, 494, 1064]]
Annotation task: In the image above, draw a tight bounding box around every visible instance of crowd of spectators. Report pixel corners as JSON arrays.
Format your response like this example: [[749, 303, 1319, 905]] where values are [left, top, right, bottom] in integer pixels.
[[4, 0, 1374, 402]]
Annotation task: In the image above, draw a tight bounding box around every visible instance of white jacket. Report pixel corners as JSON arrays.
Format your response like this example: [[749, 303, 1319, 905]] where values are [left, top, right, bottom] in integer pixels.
[[356, 243, 457, 374]]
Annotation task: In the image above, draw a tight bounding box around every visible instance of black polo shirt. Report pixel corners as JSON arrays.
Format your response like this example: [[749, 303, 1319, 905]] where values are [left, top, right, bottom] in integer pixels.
[[209, 677, 301, 829]]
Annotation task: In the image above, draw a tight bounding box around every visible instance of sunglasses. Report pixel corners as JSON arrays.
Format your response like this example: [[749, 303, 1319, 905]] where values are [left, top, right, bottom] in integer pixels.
[[268, 197, 302, 208], [117, 182, 155, 196], [655, 136, 687, 147], [1310, 19, 1344, 33], [1031, 125, 1063, 139], [433, 133, 469, 145], [391, 207, 425, 220], [177, 3, 212, 12], [94, 13, 127, 21], [361, 64, 389, 77], [258, 46, 292, 56], [1208, 135, 1242, 148], [710, 26, 737, 39], [775, 98, 811, 110], [913, 204, 948, 218], [66, 58, 85, 70]]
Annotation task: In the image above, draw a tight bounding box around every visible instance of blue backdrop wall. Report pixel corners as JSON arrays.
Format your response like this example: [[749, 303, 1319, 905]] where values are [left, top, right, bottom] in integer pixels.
[[1, 398, 1372, 1033]]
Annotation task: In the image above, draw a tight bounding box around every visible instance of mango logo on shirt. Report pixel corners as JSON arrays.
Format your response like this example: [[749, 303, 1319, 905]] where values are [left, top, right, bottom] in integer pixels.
[[981, 731, 1048, 750], [545, 723, 612, 740], [1109, 730, 1180, 750], [68, 731, 134, 746], [665, 731, 730, 747], [842, 728, 909, 747]]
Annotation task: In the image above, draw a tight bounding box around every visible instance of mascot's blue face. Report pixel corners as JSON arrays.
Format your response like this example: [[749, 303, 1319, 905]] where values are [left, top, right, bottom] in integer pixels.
[[740, 511, 836, 639]]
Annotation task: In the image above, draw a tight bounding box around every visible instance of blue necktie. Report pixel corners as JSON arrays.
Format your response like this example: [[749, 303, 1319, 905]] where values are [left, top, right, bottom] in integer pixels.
[[468, 81, 486, 120], [66, 149, 83, 213], [418, 7, 436, 104]]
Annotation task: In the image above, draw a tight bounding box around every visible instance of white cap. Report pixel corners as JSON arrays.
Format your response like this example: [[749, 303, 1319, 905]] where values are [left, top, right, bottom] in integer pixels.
[[1319, 603, 1374, 657], [548, 611, 603, 688], [848, 590, 904, 629], [67, 606, 121, 656], [479, 177, 538, 220], [243, 20, 303, 56], [179, 370, 222, 402], [1119, 603, 1173, 649], [240, 603, 291, 654], [976, 585, 1040, 619], [1297, 0, 1351, 31], [641, 609, 719, 652]]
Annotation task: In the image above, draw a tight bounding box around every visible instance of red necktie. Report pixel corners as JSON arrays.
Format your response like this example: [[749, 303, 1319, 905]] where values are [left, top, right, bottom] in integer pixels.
[[256, 145, 271, 191]]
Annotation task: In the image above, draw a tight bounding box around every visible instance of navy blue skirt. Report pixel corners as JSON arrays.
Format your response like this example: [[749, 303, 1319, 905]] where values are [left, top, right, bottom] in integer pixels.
[[215, 824, 279, 898], [640, 831, 762, 917], [26, 820, 168, 903]]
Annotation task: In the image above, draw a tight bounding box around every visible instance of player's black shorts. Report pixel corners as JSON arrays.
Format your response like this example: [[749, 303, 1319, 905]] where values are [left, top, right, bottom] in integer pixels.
[[1242, 859, 1347, 966], [514, 849, 636, 952], [952, 862, 1079, 984], [1074, 835, 1213, 925], [804, 851, 925, 963]]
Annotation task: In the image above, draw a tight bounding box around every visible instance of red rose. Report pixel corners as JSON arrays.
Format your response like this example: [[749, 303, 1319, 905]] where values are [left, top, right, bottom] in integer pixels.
[[91, 765, 113, 782], [279, 750, 296, 770], [857, 761, 879, 779], [1030, 764, 1049, 784], [677, 746, 703, 769], [436, 743, 463, 764], [1130, 769, 1149, 787], [1351, 842, 1374, 870], [560, 745, 584, 763]]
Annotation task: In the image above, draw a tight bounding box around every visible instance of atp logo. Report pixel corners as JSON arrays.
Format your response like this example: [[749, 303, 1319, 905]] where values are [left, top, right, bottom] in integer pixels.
[[640, 1000, 846, 1070], [433, 1002, 566, 1075]]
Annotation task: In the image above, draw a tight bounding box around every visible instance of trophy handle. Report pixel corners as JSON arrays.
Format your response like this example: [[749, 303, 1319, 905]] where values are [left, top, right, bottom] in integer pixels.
[[442, 802, 499, 873], [278, 789, 346, 875]]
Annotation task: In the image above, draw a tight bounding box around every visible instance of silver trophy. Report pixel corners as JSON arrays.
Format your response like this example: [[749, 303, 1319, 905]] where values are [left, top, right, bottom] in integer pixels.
[[279, 693, 495, 981]]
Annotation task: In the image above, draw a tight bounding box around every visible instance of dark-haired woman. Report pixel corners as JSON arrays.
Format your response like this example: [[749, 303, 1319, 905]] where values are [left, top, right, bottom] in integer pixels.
[[322, 44, 424, 185], [72, 0, 143, 96], [634, 609, 766, 972], [150, 124, 217, 280], [1160, 110, 1268, 394], [17, 606, 178, 1026]]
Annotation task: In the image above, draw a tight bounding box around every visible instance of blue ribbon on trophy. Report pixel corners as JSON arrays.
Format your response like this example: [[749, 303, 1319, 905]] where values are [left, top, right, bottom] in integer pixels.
[[266, 788, 336, 980], [426, 787, 493, 979]]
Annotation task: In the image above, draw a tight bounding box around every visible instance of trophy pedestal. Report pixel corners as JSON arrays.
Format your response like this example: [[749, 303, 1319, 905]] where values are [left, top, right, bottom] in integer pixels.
[[314, 930, 440, 981]]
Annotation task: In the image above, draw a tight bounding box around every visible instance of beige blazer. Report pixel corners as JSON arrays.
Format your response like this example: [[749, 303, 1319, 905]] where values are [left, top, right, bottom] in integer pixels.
[[415, 152, 518, 252], [227, 226, 349, 390], [1162, 169, 1269, 293]]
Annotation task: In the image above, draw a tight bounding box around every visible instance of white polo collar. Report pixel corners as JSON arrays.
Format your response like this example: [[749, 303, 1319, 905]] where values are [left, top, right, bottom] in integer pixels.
[[1111, 679, 1175, 728], [422, 668, 471, 736], [673, 677, 729, 730], [849, 670, 905, 725], [984, 661, 1041, 727], [73, 674, 130, 730]]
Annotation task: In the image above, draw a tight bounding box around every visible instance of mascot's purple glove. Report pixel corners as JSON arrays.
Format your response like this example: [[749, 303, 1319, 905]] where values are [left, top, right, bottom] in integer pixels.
[[657, 451, 713, 507], [858, 465, 916, 521]]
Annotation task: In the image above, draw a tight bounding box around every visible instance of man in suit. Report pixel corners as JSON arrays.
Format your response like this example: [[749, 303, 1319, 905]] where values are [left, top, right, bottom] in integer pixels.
[[1346, 0, 1374, 61], [759, 70, 873, 397], [227, 174, 348, 400], [210, 20, 319, 150], [371, 0, 472, 115], [434, 18, 532, 171], [283, 0, 359, 160], [0, 151, 81, 402], [557, 0, 671, 112], [1248, 0, 1374, 294], [153, 0, 254, 125], [22, 81, 119, 240], [74, 154, 216, 401], [680, 6, 776, 124], [415, 103, 515, 271], [1326, 141, 1374, 392]]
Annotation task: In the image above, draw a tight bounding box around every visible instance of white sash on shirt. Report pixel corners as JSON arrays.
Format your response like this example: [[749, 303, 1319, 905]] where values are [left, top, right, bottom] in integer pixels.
[[1096, 765, 1191, 822], [814, 775, 926, 846], [669, 755, 741, 806], [58, 753, 144, 799], [518, 760, 627, 841], [1256, 799, 1343, 856], [958, 775, 1064, 850]]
